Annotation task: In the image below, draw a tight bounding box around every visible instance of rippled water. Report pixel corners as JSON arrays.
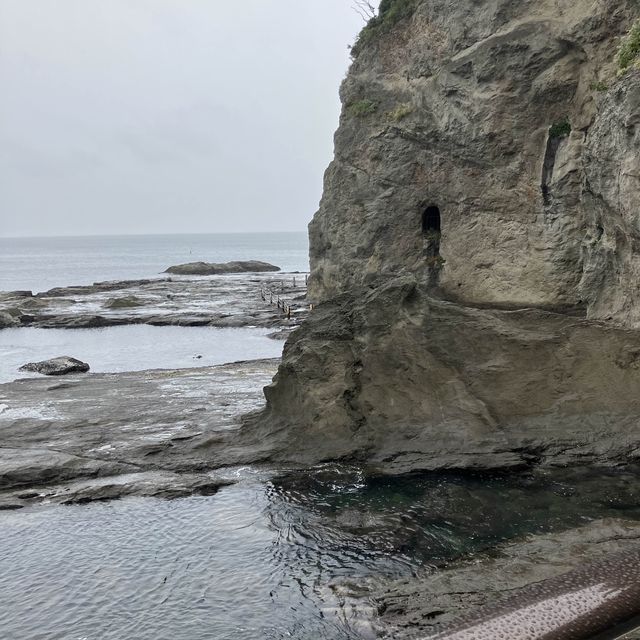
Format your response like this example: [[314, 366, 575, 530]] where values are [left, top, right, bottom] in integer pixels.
[[1, 466, 640, 640]]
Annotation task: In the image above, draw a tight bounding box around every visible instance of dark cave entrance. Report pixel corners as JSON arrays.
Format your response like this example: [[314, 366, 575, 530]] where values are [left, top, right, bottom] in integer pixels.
[[422, 205, 442, 273], [422, 206, 441, 235]]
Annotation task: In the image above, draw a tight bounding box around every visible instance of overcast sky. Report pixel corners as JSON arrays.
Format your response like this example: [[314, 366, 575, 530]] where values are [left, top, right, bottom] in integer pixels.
[[0, 1, 363, 237]]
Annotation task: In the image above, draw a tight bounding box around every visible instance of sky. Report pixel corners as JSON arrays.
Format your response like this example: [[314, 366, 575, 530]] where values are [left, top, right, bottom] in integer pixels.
[[0, 0, 363, 237]]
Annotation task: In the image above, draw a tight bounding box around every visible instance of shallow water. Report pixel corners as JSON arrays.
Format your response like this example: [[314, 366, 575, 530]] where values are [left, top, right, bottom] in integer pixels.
[[1, 466, 640, 640], [0, 232, 309, 293], [0, 325, 283, 383]]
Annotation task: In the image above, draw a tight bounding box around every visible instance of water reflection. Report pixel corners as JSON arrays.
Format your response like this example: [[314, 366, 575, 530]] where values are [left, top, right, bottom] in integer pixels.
[[0, 465, 639, 640]]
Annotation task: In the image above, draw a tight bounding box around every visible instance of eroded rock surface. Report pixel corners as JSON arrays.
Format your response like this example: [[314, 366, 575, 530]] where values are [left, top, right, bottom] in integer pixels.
[[246, 277, 640, 473], [0, 359, 278, 507], [248, 1, 640, 473], [309, 0, 637, 313], [0, 272, 307, 330]]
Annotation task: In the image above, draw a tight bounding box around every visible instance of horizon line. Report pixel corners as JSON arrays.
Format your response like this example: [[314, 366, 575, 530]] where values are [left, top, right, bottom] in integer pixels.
[[0, 230, 309, 240]]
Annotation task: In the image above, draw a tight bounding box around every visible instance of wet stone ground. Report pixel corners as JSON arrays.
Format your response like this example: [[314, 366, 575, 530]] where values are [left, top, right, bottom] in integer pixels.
[[0, 359, 280, 507], [0, 271, 308, 330]]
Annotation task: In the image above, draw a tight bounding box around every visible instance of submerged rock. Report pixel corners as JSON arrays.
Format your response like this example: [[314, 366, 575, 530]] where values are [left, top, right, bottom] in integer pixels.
[[165, 260, 280, 275], [19, 356, 90, 376]]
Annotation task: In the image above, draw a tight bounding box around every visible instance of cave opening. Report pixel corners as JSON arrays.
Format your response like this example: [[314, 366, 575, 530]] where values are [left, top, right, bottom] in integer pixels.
[[422, 206, 441, 234]]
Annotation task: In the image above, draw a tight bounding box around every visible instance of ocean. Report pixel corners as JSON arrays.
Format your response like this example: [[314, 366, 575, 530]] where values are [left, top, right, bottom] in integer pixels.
[[0, 232, 308, 382], [0, 232, 309, 293]]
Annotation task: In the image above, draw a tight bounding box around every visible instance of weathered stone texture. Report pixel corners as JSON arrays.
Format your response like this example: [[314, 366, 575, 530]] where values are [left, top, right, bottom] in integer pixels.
[[309, 0, 637, 317], [248, 0, 640, 471]]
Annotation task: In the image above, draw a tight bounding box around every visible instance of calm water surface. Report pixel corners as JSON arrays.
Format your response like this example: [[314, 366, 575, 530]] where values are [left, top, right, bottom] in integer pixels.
[[1, 466, 640, 640], [0, 232, 309, 293], [0, 326, 283, 383]]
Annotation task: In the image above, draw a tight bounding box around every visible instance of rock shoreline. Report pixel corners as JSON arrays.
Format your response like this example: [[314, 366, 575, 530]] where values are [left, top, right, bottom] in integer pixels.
[[0, 359, 280, 508], [0, 272, 308, 330]]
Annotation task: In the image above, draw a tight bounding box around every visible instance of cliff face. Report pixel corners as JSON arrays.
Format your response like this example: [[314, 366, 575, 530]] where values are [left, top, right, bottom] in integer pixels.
[[243, 0, 640, 472], [310, 0, 637, 315]]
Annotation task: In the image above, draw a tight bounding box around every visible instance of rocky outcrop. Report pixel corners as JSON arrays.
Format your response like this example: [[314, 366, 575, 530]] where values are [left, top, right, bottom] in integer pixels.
[[165, 260, 280, 275], [309, 0, 637, 312], [0, 311, 18, 329], [19, 356, 90, 376], [104, 295, 144, 309], [246, 278, 640, 473], [579, 71, 640, 327], [0, 273, 307, 330], [246, 1, 640, 471], [0, 359, 278, 506]]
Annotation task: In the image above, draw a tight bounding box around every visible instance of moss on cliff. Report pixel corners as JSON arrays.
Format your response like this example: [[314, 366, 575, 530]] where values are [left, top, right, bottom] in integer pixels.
[[351, 0, 420, 58], [617, 18, 640, 74]]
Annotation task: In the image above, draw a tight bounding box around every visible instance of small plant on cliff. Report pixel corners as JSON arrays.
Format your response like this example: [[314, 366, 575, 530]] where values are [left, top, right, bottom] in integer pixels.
[[347, 99, 378, 117], [589, 81, 609, 92], [387, 102, 414, 121], [617, 19, 640, 74], [549, 117, 572, 139], [351, 0, 421, 58]]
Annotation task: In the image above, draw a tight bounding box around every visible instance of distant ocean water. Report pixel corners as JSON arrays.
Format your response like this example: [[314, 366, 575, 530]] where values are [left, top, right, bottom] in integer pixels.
[[0, 232, 309, 293]]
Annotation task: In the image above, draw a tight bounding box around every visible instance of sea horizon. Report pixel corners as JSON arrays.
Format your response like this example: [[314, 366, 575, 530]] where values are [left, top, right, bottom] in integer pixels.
[[0, 229, 308, 240], [0, 231, 310, 293]]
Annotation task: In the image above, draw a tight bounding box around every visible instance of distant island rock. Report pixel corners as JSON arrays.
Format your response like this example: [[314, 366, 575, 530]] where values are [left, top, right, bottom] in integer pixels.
[[164, 260, 281, 276], [19, 356, 90, 376]]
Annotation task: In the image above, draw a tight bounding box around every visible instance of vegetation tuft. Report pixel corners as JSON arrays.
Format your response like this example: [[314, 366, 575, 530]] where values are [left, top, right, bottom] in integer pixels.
[[351, 0, 421, 58], [347, 99, 378, 117], [387, 102, 414, 121], [549, 117, 572, 139], [589, 81, 609, 92], [617, 19, 640, 75]]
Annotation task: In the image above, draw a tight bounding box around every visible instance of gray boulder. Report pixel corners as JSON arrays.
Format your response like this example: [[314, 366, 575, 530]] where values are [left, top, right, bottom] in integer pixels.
[[19, 356, 90, 376], [164, 260, 280, 275]]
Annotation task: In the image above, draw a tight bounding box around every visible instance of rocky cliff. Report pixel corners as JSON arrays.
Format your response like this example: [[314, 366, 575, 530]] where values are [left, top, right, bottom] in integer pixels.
[[242, 0, 640, 472]]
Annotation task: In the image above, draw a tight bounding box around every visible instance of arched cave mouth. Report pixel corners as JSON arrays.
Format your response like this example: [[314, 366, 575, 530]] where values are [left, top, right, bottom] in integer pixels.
[[422, 206, 441, 234], [422, 205, 442, 268]]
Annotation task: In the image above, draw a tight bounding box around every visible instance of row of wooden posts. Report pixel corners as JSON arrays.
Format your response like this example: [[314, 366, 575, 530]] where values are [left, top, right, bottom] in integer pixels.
[[260, 275, 310, 320]]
